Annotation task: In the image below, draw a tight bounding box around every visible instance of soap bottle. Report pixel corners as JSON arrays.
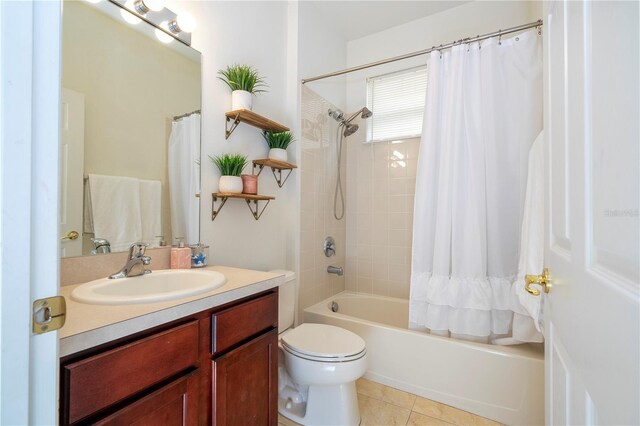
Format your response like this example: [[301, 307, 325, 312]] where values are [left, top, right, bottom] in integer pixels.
[[171, 238, 192, 269]]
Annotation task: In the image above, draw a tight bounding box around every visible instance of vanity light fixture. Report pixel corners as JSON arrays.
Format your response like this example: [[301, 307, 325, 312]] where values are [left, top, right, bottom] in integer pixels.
[[168, 12, 197, 34], [133, 0, 165, 14], [120, 0, 142, 24], [108, 0, 194, 45], [155, 24, 174, 44]]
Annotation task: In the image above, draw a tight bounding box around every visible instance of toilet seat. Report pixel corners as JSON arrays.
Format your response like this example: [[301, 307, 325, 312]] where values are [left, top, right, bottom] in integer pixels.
[[281, 323, 366, 362]]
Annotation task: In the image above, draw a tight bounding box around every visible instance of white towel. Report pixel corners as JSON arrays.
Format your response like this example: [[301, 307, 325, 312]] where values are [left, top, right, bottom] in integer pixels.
[[139, 179, 162, 247], [83, 178, 94, 234], [510, 131, 545, 342], [88, 174, 142, 252]]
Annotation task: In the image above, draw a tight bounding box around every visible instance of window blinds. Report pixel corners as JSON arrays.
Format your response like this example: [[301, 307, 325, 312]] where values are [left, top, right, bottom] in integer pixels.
[[366, 66, 427, 143]]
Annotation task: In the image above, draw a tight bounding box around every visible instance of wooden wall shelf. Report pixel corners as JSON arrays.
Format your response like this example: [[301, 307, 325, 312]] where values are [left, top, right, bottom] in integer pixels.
[[252, 159, 297, 188], [211, 193, 275, 221], [224, 110, 289, 140]]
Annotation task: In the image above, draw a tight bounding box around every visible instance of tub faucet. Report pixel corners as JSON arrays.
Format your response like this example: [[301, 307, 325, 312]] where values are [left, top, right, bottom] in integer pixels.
[[327, 266, 344, 276], [109, 242, 152, 279]]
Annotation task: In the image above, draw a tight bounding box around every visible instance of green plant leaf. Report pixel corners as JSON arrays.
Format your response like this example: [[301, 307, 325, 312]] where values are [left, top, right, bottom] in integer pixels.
[[263, 131, 295, 149], [217, 64, 268, 94], [209, 153, 248, 177]]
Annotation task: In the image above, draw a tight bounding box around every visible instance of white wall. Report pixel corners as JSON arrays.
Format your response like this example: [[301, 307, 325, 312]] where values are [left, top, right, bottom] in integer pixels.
[[346, 1, 542, 111], [298, 2, 348, 109], [343, 1, 542, 298], [165, 1, 298, 272], [163, 0, 350, 280]]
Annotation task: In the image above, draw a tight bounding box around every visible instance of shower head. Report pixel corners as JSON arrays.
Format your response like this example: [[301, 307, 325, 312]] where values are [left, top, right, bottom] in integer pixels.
[[343, 123, 359, 137], [328, 109, 344, 122], [345, 107, 374, 123]]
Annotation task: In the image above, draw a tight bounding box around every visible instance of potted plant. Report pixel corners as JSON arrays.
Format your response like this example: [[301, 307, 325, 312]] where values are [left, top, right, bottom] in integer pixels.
[[210, 153, 248, 194], [217, 64, 267, 111], [263, 131, 294, 163]]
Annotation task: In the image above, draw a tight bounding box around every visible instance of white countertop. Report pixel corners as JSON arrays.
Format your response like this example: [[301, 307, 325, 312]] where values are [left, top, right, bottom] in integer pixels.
[[59, 266, 284, 357]]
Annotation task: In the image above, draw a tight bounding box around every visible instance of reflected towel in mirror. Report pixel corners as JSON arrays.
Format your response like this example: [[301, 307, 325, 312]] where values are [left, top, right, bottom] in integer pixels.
[[85, 174, 162, 252], [139, 178, 162, 246]]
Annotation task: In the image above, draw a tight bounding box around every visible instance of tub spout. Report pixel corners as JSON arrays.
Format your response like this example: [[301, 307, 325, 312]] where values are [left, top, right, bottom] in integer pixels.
[[327, 266, 343, 276]]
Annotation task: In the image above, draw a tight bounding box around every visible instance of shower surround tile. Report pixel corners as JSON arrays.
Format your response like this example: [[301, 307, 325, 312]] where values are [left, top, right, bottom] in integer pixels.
[[346, 131, 420, 298], [301, 88, 419, 301], [298, 86, 346, 321]]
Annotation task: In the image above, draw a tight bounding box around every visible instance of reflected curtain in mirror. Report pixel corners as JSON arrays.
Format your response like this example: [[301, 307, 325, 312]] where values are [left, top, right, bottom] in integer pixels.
[[169, 113, 201, 245]]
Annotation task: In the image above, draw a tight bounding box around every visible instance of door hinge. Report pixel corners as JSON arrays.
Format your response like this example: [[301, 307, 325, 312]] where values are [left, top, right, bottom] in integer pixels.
[[33, 296, 66, 334]]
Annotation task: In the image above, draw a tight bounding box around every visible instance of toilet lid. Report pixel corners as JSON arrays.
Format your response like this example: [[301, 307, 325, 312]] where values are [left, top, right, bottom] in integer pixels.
[[281, 323, 366, 359]]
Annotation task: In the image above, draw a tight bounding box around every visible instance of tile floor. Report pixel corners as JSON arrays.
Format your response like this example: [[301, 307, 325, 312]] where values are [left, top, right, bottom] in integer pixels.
[[278, 378, 503, 426]]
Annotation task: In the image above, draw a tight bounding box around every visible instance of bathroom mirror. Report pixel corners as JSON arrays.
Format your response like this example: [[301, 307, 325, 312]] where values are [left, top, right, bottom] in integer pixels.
[[60, 0, 202, 258]]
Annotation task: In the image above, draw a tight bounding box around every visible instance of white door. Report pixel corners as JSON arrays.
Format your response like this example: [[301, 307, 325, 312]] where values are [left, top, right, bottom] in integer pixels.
[[544, 1, 639, 425], [60, 88, 85, 257], [0, 1, 61, 424]]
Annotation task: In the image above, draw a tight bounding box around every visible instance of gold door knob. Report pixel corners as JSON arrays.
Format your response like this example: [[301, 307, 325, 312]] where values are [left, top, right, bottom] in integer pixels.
[[61, 231, 79, 241], [525, 268, 552, 296]]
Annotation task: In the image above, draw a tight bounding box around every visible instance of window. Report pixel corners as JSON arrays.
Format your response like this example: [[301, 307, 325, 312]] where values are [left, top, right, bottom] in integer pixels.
[[366, 66, 427, 143]]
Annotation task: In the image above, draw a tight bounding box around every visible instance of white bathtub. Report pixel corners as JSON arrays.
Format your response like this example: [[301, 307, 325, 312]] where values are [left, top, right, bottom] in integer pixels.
[[304, 291, 544, 425]]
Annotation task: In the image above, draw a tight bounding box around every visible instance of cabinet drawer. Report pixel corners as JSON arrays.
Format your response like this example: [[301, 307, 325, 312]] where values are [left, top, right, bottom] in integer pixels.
[[94, 372, 199, 426], [212, 292, 277, 355], [63, 321, 199, 424]]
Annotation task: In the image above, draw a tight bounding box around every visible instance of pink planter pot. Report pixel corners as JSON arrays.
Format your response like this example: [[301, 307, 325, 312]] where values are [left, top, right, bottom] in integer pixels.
[[242, 174, 258, 195]]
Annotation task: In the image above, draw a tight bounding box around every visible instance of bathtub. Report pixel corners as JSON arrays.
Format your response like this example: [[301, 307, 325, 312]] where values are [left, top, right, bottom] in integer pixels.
[[304, 291, 544, 426]]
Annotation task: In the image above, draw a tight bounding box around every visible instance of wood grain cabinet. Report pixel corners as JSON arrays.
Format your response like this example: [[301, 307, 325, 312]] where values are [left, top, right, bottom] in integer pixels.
[[60, 289, 278, 426], [94, 372, 199, 426], [210, 292, 278, 426]]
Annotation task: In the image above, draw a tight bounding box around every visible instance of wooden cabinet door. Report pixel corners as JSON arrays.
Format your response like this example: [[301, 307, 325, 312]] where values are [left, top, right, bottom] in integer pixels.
[[212, 329, 278, 426], [62, 321, 199, 424], [94, 372, 198, 426]]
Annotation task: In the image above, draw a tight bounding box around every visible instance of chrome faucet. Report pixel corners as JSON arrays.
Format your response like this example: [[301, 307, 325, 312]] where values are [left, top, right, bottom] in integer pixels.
[[91, 237, 111, 254], [109, 242, 151, 279], [327, 266, 344, 276]]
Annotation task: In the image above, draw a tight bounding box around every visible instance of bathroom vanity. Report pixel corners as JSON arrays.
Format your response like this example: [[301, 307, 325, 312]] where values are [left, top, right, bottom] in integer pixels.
[[59, 267, 282, 425]]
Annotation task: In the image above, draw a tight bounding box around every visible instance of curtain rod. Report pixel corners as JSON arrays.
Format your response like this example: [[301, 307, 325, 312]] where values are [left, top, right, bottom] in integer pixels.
[[173, 109, 201, 120], [301, 19, 543, 84]]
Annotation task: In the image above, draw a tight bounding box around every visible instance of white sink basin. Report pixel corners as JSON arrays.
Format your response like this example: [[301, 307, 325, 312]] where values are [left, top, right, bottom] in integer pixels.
[[71, 269, 227, 305]]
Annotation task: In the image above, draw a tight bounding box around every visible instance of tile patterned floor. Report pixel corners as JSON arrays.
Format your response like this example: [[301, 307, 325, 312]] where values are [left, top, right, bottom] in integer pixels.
[[278, 378, 503, 426]]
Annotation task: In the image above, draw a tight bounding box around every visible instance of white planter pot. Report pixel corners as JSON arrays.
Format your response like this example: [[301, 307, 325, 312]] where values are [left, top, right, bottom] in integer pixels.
[[268, 148, 288, 163], [231, 90, 253, 111], [219, 176, 243, 193]]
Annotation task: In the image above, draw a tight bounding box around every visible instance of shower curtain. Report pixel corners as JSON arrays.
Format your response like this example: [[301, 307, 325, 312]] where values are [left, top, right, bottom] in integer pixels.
[[409, 29, 542, 342], [168, 113, 201, 245]]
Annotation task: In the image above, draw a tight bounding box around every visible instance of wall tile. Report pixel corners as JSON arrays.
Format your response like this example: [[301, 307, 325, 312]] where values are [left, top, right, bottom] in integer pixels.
[[357, 275, 372, 293], [345, 135, 418, 299], [299, 86, 346, 321]]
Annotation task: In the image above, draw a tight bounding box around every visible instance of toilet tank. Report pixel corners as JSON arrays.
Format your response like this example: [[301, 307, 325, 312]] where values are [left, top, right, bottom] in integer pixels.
[[269, 270, 296, 333]]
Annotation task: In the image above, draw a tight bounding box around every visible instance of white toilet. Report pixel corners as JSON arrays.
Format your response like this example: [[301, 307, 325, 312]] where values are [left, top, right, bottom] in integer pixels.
[[273, 270, 367, 426]]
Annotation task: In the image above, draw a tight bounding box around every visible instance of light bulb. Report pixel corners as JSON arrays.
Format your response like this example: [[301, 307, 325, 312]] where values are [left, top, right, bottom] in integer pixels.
[[144, 0, 165, 12], [155, 25, 174, 44], [176, 12, 197, 33], [120, 1, 142, 24]]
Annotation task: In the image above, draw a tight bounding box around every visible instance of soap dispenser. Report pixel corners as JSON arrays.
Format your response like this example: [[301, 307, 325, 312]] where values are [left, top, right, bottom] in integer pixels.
[[171, 238, 192, 269]]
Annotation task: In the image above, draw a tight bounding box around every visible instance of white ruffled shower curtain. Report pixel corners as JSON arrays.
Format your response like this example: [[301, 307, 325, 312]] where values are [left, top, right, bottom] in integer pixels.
[[409, 29, 542, 343], [168, 113, 201, 245]]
